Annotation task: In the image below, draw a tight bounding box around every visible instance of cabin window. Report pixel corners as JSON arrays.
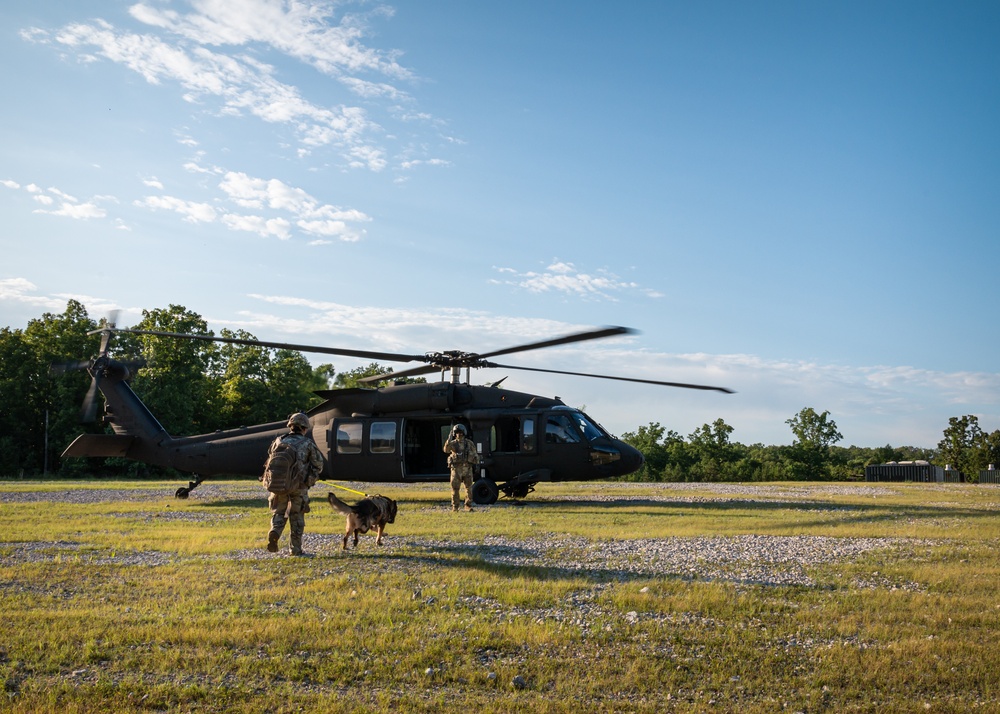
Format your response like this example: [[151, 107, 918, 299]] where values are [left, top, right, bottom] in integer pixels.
[[371, 421, 397, 454], [491, 417, 516, 452], [522, 418, 536, 452], [545, 414, 581, 444], [336, 421, 363, 454], [491, 416, 536, 454]]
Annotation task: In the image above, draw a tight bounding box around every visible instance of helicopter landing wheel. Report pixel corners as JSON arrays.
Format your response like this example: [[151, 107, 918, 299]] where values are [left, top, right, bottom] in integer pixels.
[[506, 484, 533, 499], [174, 475, 205, 500], [471, 477, 499, 505]]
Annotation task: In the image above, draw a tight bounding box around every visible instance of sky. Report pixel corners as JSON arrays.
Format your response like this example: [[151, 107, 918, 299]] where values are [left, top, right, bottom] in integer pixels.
[[2, 0, 999, 449]]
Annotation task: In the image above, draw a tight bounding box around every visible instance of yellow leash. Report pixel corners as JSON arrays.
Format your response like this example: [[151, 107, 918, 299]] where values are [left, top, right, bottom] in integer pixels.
[[316, 480, 368, 497]]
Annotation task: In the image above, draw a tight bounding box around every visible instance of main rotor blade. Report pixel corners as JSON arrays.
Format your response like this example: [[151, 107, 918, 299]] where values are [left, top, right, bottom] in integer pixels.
[[80, 376, 100, 422], [477, 326, 636, 360], [357, 363, 442, 384], [50, 360, 91, 376], [99, 310, 120, 355], [112, 329, 427, 364], [487, 362, 735, 393]]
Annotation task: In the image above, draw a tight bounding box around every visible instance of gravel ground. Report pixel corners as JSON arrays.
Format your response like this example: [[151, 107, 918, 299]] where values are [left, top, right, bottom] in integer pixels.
[[1, 481, 933, 590]]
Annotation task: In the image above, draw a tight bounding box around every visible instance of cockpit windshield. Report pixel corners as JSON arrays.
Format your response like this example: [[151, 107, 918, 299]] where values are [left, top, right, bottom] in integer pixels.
[[552, 406, 607, 442]]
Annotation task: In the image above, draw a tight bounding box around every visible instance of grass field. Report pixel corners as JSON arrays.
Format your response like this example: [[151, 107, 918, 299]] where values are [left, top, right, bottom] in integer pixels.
[[2, 478, 999, 713]]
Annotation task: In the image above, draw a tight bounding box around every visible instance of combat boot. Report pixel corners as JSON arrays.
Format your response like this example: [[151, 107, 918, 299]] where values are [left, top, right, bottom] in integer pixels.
[[266, 532, 279, 553]]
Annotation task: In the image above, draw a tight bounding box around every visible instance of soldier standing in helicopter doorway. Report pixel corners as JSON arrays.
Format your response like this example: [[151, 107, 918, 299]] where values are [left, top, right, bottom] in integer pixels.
[[444, 423, 478, 511], [267, 412, 325, 555]]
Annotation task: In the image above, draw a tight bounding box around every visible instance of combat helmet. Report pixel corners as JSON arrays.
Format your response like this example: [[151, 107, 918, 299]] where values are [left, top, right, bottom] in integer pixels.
[[287, 412, 311, 431]]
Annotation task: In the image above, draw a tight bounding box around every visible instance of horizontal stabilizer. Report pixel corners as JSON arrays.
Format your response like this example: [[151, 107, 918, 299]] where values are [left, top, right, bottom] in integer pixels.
[[62, 434, 135, 458]]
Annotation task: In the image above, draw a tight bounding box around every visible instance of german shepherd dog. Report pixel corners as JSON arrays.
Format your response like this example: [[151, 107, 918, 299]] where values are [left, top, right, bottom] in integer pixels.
[[327, 492, 398, 550]]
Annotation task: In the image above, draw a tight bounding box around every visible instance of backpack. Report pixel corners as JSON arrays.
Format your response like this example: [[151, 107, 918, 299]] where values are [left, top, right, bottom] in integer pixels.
[[261, 435, 304, 495]]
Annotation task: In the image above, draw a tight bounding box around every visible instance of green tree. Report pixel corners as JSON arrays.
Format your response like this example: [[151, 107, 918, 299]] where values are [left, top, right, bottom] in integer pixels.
[[785, 407, 843, 480], [0, 327, 44, 474], [265, 349, 324, 419], [26, 301, 104, 474], [982, 430, 1000, 472], [937, 415, 980, 475], [937, 415, 985, 479], [307, 363, 336, 394], [620, 422, 669, 481], [126, 306, 217, 435], [214, 328, 274, 427], [687, 418, 737, 481]]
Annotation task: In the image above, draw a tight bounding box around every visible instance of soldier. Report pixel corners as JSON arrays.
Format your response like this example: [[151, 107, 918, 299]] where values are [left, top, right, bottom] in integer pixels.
[[266, 412, 324, 555], [443, 423, 478, 511]]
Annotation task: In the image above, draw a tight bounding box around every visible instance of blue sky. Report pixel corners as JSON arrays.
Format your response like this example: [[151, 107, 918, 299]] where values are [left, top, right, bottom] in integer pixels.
[[2, 0, 999, 448]]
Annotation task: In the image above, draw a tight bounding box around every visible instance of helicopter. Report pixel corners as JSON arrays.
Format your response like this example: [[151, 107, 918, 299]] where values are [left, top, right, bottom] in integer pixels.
[[61, 322, 733, 503]]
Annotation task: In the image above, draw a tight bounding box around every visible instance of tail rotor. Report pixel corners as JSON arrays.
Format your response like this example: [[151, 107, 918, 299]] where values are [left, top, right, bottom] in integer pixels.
[[51, 311, 144, 422]]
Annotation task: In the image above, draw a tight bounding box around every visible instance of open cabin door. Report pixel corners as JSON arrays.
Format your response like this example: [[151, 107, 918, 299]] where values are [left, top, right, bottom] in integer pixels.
[[401, 417, 454, 481]]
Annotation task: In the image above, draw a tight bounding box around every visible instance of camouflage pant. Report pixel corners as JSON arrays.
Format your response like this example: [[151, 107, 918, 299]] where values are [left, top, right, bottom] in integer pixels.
[[268, 491, 309, 553], [450, 468, 474, 509]]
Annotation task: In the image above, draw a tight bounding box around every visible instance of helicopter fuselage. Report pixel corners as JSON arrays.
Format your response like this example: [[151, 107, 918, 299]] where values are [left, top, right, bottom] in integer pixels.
[[63, 374, 644, 502]]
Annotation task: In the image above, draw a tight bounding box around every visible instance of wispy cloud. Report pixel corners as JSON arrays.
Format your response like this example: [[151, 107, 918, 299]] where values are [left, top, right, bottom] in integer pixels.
[[22, 1, 432, 171], [2, 180, 111, 221], [6, 163, 369, 243], [133, 168, 370, 241], [129, 1, 413, 82], [134, 194, 216, 223], [0, 278, 124, 316], [491, 260, 660, 301]]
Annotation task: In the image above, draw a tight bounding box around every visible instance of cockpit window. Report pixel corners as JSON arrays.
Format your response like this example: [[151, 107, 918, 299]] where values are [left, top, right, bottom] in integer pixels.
[[552, 406, 606, 442], [545, 414, 580, 444]]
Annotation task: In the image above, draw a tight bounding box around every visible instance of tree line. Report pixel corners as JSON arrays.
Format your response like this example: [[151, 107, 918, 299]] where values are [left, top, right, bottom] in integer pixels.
[[620, 410, 1000, 484], [2, 301, 998, 481]]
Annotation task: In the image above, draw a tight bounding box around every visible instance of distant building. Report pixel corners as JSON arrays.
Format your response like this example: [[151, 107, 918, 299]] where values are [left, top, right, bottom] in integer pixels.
[[981, 464, 999, 485], [864, 461, 963, 483]]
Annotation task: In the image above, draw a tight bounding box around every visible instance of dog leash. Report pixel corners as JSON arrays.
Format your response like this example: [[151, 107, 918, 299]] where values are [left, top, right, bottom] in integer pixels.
[[316, 480, 368, 497]]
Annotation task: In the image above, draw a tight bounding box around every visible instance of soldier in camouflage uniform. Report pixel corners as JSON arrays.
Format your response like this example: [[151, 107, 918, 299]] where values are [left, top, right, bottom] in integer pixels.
[[266, 412, 325, 555], [443, 423, 478, 511]]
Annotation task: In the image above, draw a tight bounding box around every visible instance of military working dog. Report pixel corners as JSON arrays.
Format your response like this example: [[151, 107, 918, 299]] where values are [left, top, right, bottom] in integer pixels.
[[327, 492, 398, 550]]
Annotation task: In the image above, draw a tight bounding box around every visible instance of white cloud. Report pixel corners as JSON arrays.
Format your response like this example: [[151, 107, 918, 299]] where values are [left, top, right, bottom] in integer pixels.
[[47, 187, 78, 202], [134, 194, 217, 222], [2, 180, 115, 220], [0, 279, 65, 311], [29, 2, 426, 171], [493, 260, 652, 301], [0, 280, 124, 318], [126, 169, 368, 242], [217, 171, 370, 241], [128, 0, 413, 82], [221, 213, 291, 239], [2, 179, 20, 189], [34, 200, 107, 220]]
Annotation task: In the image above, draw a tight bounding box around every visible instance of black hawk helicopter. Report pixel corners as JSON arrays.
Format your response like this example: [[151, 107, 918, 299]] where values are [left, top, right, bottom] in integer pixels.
[[61, 322, 732, 503]]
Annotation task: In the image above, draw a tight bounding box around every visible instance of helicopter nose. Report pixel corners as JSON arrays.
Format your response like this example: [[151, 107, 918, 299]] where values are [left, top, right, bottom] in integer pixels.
[[624, 443, 644, 471], [615, 441, 644, 476]]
